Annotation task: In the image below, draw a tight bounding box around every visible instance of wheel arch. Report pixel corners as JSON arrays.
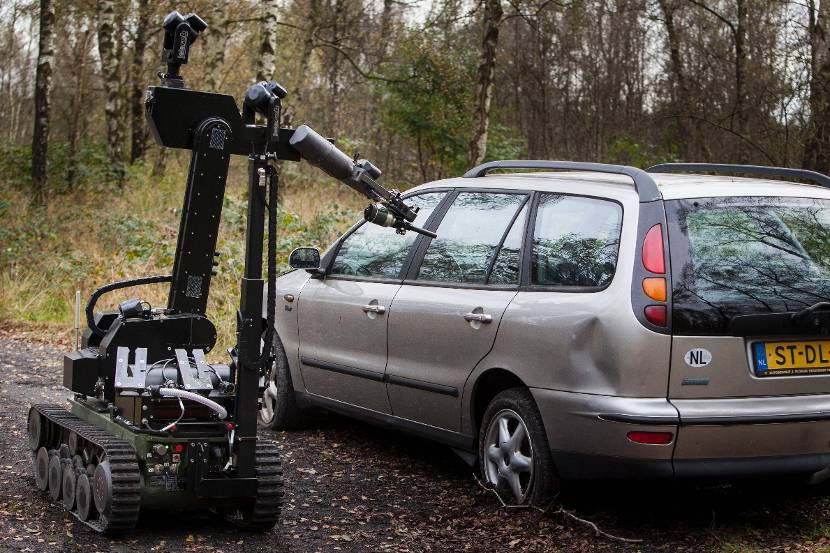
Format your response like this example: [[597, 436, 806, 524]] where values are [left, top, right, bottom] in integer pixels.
[[469, 367, 528, 437]]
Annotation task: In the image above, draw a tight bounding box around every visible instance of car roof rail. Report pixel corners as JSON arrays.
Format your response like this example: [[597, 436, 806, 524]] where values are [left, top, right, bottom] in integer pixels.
[[647, 163, 830, 189], [463, 160, 662, 202]]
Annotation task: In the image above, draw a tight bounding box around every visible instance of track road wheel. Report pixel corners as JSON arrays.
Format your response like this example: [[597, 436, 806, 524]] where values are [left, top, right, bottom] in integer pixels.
[[27, 408, 45, 451], [62, 466, 77, 510], [48, 454, 63, 500], [237, 441, 283, 530], [34, 447, 49, 491], [76, 473, 93, 521], [93, 462, 113, 520]]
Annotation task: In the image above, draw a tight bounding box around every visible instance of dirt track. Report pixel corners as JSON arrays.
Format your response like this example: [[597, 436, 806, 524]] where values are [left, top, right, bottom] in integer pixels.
[[2, 336, 830, 552]]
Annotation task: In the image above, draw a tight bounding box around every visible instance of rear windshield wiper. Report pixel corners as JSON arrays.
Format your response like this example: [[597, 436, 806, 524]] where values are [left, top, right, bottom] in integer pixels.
[[731, 304, 830, 337], [792, 301, 830, 324]]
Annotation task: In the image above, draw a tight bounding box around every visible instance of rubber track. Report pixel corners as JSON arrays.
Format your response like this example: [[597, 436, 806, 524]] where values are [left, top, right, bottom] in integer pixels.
[[32, 404, 141, 535], [244, 440, 283, 530]]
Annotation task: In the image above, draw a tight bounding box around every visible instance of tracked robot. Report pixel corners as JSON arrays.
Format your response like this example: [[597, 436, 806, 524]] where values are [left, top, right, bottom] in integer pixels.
[[26, 10, 432, 534]]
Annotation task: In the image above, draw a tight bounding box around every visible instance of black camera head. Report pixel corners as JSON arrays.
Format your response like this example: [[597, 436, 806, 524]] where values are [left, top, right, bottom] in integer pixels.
[[160, 11, 207, 87], [242, 81, 287, 126]]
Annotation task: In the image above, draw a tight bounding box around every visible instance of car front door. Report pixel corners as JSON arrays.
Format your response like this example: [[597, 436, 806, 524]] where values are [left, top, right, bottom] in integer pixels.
[[385, 191, 529, 431], [297, 191, 447, 413]]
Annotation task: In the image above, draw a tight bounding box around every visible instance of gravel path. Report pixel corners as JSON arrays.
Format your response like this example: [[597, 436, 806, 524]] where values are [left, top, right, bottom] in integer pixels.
[[2, 337, 830, 552]]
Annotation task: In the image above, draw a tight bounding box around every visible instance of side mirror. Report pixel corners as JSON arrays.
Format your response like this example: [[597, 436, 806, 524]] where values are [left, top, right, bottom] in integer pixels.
[[289, 247, 321, 272]]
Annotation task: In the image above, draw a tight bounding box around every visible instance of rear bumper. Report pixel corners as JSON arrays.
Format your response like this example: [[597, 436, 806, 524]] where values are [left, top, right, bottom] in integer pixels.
[[530, 388, 830, 480]]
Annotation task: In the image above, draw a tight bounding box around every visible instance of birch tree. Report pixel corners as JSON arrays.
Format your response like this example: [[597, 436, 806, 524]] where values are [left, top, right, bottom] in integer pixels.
[[31, 0, 54, 207], [205, 0, 229, 91], [97, 0, 126, 185], [257, 0, 278, 82]]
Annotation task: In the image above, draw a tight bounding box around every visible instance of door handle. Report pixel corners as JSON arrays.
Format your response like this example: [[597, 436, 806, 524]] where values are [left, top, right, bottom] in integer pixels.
[[362, 304, 387, 314], [463, 312, 492, 323]]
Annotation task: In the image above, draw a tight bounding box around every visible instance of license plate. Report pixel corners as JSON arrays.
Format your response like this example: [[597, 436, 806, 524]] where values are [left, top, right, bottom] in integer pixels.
[[753, 340, 830, 377]]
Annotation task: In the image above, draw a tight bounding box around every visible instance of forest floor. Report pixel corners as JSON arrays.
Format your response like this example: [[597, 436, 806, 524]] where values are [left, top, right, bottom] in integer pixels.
[[3, 329, 830, 552]]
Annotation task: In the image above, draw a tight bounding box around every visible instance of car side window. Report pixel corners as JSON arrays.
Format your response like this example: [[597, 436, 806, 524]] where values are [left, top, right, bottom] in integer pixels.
[[330, 192, 445, 279], [487, 203, 528, 285], [416, 192, 526, 284], [531, 194, 622, 288]]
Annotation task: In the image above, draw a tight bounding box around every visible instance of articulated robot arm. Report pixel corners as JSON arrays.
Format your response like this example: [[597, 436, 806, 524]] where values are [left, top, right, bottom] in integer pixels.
[[289, 125, 437, 238]]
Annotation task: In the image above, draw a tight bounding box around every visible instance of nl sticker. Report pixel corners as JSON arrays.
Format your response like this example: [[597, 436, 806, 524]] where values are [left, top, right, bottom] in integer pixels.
[[684, 348, 712, 368]]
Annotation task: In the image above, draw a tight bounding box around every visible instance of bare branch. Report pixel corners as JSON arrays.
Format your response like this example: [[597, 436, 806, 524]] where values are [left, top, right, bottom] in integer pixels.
[[684, 0, 737, 40], [473, 475, 643, 544]]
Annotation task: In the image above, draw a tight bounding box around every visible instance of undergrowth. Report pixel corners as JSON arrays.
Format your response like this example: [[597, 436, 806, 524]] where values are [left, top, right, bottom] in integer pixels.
[[0, 156, 364, 356]]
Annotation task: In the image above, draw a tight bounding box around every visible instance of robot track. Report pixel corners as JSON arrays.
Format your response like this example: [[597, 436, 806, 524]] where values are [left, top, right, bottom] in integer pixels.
[[27, 404, 141, 535]]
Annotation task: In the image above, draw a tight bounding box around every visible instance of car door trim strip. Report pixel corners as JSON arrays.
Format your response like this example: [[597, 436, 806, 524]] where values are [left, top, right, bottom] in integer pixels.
[[301, 356, 459, 396], [301, 357, 386, 382], [386, 374, 459, 397]]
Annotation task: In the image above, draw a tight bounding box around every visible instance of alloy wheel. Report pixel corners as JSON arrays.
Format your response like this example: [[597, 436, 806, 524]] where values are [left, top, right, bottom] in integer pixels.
[[483, 408, 534, 503]]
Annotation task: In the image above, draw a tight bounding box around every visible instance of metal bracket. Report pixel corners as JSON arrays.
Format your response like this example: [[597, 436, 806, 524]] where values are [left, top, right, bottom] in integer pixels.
[[114, 346, 149, 390], [175, 348, 213, 391]]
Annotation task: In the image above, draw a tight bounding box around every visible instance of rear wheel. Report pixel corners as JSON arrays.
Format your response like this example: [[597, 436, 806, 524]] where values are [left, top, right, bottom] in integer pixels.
[[258, 333, 304, 430], [478, 388, 558, 506]]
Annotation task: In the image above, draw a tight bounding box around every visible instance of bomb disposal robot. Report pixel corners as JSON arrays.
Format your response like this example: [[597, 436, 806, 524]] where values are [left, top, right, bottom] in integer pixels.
[[26, 10, 433, 534]]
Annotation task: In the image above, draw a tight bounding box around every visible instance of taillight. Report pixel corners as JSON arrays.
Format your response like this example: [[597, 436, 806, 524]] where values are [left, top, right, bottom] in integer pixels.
[[627, 431, 673, 445], [642, 224, 665, 274], [644, 305, 667, 326], [642, 277, 666, 301]]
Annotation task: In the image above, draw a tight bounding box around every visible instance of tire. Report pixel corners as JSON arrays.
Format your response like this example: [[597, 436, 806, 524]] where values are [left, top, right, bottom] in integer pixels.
[[478, 387, 559, 506], [258, 332, 304, 430]]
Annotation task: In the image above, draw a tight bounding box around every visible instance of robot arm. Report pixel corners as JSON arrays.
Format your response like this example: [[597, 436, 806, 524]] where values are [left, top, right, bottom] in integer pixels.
[[289, 125, 437, 238]]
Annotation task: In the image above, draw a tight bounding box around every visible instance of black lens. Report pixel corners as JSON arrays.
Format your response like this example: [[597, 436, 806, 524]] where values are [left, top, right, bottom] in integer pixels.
[[364, 204, 395, 227]]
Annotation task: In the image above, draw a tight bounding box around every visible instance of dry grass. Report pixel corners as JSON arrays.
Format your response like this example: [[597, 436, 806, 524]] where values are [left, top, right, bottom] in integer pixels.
[[0, 158, 365, 356]]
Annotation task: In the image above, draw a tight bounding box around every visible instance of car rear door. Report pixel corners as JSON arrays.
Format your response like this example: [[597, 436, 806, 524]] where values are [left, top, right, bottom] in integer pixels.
[[297, 191, 447, 413], [665, 195, 830, 401], [385, 191, 529, 431]]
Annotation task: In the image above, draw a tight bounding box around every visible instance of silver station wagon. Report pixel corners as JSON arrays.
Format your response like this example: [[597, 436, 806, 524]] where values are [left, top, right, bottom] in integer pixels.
[[260, 160, 830, 505]]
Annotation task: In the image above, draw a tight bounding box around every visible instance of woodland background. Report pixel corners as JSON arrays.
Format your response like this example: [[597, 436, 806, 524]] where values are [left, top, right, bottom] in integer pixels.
[[3, 0, 830, 348]]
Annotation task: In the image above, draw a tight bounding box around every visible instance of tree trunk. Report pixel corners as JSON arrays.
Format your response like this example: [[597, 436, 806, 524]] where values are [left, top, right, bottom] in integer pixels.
[[31, 0, 54, 207], [67, 25, 92, 189], [657, 0, 693, 160], [804, 0, 830, 173], [129, 0, 150, 163], [205, 0, 228, 91], [257, 0, 278, 82], [467, 0, 503, 168], [733, 0, 749, 162], [97, 0, 125, 186]]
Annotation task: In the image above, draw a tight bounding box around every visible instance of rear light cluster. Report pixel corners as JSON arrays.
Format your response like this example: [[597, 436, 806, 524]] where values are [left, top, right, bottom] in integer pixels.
[[642, 224, 667, 326]]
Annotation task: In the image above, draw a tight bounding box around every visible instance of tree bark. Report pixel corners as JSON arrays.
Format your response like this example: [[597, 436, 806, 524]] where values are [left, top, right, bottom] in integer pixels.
[[97, 0, 126, 185], [67, 25, 92, 189], [657, 0, 693, 160], [31, 0, 54, 207], [205, 0, 228, 91], [733, 0, 749, 162], [129, 0, 150, 163], [257, 0, 278, 82], [467, 0, 503, 168], [804, 0, 830, 173]]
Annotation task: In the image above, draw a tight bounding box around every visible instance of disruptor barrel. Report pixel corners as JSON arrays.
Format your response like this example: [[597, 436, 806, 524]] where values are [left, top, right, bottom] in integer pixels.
[[289, 124, 436, 238]]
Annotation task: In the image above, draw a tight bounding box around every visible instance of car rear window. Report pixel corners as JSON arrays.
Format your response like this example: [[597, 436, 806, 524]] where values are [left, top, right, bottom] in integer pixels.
[[666, 196, 830, 334]]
